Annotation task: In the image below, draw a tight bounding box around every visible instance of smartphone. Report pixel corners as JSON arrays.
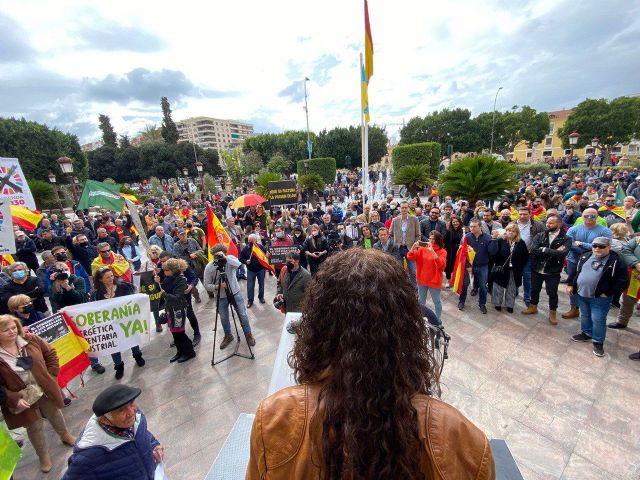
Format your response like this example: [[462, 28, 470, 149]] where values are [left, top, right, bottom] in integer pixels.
[[419, 241, 429, 247]]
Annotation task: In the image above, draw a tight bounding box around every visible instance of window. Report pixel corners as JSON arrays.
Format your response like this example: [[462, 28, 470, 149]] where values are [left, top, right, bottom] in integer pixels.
[[543, 150, 552, 157], [629, 144, 638, 155], [526, 152, 532, 159], [545, 136, 553, 147], [564, 149, 572, 155]]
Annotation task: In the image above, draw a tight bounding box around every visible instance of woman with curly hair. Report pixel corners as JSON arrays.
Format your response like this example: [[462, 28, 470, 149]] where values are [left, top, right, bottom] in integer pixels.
[[246, 249, 495, 480]]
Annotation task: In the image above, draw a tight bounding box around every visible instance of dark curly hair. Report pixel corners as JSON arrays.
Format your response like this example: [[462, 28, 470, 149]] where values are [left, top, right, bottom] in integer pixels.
[[290, 248, 439, 479]]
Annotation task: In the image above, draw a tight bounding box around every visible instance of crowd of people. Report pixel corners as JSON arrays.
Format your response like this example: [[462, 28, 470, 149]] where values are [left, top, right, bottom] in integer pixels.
[[2, 163, 640, 477]]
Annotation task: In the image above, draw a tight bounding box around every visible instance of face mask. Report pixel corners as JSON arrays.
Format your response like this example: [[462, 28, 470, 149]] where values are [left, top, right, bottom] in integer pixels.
[[275, 232, 284, 239], [79, 242, 89, 247], [12, 271, 27, 280], [605, 201, 614, 206], [22, 304, 34, 313], [285, 262, 295, 270], [55, 253, 68, 261], [186, 224, 193, 228], [501, 216, 510, 222], [294, 233, 302, 237]]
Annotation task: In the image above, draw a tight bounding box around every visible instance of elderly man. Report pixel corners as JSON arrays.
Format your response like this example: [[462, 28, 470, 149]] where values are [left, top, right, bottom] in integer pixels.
[[515, 206, 545, 307], [567, 237, 628, 357], [148, 225, 175, 254], [14, 230, 39, 274], [373, 227, 402, 263], [62, 384, 164, 480], [563, 208, 612, 319], [91, 242, 132, 282], [92, 227, 118, 251], [0, 262, 48, 314]]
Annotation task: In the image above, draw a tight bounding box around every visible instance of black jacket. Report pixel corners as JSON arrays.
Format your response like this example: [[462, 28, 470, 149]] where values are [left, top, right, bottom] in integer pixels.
[[420, 219, 447, 241], [0, 277, 47, 314], [568, 251, 629, 299], [161, 274, 189, 310], [488, 239, 529, 288], [65, 235, 98, 274], [530, 230, 572, 275]]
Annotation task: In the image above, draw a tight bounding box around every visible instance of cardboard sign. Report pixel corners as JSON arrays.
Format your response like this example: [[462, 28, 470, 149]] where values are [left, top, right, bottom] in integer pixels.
[[268, 180, 297, 206], [268, 245, 299, 265], [0, 157, 36, 209]]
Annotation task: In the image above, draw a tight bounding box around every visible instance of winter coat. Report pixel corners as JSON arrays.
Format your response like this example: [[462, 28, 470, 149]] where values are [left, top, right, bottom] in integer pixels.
[[488, 239, 529, 288], [62, 412, 159, 480], [277, 267, 311, 313], [530, 230, 572, 275], [0, 276, 47, 314], [568, 251, 629, 299], [444, 229, 464, 277]]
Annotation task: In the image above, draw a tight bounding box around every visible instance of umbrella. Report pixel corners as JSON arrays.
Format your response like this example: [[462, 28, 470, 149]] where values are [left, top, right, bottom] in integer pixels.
[[231, 194, 268, 210]]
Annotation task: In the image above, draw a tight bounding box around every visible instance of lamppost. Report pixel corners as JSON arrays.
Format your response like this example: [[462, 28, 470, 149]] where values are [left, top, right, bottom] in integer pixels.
[[47, 172, 65, 212], [490, 86, 503, 154], [591, 137, 600, 166], [303, 77, 312, 160], [568, 131, 580, 173], [195, 161, 204, 192], [56, 156, 78, 204]]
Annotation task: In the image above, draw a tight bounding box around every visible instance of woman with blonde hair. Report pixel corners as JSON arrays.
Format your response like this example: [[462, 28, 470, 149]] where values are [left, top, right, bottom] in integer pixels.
[[302, 224, 328, 274], [0, 315, 76, 472], [7, 294, 46, 327], [610, 222, 630, 254], [488, 223, 529, 313], [155, 258, 196, 363]]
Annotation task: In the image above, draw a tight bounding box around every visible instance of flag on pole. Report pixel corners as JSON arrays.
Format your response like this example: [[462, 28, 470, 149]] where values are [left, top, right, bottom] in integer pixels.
[[10, 205, 43, 230], [251, 243, 275, 273], [77, 180, 125, 211], [206, 204, 238, 260], [364, 0, 374, 82], [615, 184, 626, 206], [451, 236, 475, 295], [361, 62, 370, 124]]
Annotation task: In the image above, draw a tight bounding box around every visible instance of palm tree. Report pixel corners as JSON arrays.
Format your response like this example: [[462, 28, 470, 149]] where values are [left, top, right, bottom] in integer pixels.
[[138, 124, 164, 144], [394, 164, 432, 197], [255, 172, 282, 199], [438, 155, 517, 205]]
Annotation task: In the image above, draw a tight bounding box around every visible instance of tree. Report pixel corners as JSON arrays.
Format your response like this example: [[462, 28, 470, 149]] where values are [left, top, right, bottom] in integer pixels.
[[0, 117, 88, 183], [298, 172, 325, 197], [316, 125, 388, 167], [394, 165, 432, 198], [119, 135, 131, 149], [28, 179, 56, 210], [98, 114, 118, 147], [87, 146, 117, 181], [220, 148, 244, 188], [496, 106, 549, 155], [399, 109, 479, 153], [255, 172, 283, 199], [438, 155, 517, 206], [160, 97, 179, 144], [138, 124, 164, 144], [559, 96, 640, 159], [243, 131, 316, 165], [267, 154, 292, 174], [242, 151, 264, 175]]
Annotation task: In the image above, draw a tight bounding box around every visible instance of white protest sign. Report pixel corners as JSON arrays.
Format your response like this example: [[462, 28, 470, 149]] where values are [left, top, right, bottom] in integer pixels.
[[125, 199, 150, 251], [0, 199, 16, 254], [0, 157, 36, 209], [62, 294, 151, 357]]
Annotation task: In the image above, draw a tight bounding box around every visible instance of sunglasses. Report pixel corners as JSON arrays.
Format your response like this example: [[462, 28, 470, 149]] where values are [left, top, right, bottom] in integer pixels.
[[592, 244, 608, 249], [100, 249, 111, 254], [583, 214, 597, 219]]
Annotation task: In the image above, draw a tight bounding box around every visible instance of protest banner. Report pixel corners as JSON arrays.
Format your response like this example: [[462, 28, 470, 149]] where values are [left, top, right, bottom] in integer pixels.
[[125, 199, 150, 251], [0, 157, 36, 209], [0, 423, 21, 480], [0, 199, 16, 255], [77, 179, 125, 211], [139, 271, 163, 312], [268, 245, 299, 265], [62, 294, 151, 357], [28, 312, 90, 388], [268, 180, 297, 206]]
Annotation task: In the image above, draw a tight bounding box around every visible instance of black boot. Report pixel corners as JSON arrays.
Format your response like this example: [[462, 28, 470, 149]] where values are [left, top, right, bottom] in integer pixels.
[[114, 364, 124, 380], [133, 353, 145, 367]]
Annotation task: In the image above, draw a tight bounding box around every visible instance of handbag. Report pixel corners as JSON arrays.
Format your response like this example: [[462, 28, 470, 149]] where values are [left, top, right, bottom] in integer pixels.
[[11, 351, 44, 413], [490, 251, 513, 278]]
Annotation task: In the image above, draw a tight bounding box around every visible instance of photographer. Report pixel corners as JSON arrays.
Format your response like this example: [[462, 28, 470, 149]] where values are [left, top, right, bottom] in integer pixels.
[[48, 262, 87, 309], [204, 244, 255, 350]]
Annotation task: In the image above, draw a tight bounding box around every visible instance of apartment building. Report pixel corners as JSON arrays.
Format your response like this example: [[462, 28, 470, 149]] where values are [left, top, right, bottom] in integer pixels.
[[176, 116, 254, 150]]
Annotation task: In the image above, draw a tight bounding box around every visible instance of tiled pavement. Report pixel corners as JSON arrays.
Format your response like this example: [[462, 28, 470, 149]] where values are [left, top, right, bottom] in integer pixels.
[[11, 277, 640, 479]]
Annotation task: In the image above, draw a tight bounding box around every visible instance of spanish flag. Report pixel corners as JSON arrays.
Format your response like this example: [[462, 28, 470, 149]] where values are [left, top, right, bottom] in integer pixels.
[[362, 0, 374, 123], [120, 192, 139, 204], [11, 205, 43, 230], [57, 312, 91, 388], [451, 236, 476, 296], [251, 243, 275, 273], [0, 254, 15, 267], [207, 204, 238, 260]]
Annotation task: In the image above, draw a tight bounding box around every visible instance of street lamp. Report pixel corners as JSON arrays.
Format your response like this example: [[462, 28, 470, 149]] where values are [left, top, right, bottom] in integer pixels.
[[490, 86, 503, 154], [47, 172, 65, 212], [568, 131, 580, 173], [56, 156, 78, 204], [182, 166, 189, 177], [195, 161, 204, 192]]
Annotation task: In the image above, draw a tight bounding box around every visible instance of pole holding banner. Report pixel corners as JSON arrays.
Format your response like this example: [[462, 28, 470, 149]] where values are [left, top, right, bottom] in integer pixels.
[[125, 199, 150, 251], [0, 199, 16, 255]]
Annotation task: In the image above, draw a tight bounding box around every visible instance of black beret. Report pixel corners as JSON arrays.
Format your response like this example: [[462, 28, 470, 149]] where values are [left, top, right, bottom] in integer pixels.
[[93, 384, 141, 417]]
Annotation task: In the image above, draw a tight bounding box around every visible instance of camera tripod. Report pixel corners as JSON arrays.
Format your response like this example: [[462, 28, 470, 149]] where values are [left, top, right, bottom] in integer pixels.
[[211, 272, 255, 366]]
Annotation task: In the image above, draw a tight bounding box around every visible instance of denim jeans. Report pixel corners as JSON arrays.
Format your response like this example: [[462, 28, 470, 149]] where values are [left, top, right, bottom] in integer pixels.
[[237, 263, 247, 279], [566, 261, 578, 306], [398, 245, 417, 287], [418, 285, 442, 321], [460, 264, 488, 306], [522, 257, 532, 304], [111, 345, 142, 368], [90, 357, 102, 369], [577, 295, 612, 344], [246, 269, 265, 303], [218, 292, 252, 336]]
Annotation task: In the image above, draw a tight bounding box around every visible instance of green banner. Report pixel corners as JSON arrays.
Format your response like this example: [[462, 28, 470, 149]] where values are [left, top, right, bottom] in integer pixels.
[[78, 180, 124, 211], [0, 423, 21, 480]]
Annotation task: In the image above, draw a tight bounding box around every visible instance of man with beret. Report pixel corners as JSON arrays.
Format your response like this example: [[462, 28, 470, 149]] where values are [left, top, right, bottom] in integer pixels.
[[62, 384, 165, 479]]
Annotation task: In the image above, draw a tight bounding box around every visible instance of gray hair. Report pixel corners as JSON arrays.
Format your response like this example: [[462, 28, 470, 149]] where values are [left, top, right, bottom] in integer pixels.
[[96, 242, 110, 251], [8, 262, 27, 272], [41, 250, 53, 260]]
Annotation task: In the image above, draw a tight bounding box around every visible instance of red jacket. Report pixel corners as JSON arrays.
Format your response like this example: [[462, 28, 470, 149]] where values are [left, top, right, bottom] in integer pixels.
[[407, 245, 446, 288]]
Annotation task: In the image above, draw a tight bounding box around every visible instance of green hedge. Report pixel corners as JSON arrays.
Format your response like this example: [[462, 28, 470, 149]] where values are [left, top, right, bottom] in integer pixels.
[[392, 142, 441, 178], [513, 164, 551, 175], [296, 157, 336, 185]]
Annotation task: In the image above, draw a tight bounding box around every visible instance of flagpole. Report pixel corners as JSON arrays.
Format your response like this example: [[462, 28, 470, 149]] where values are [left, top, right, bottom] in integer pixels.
[[360, 53, 367, 200]]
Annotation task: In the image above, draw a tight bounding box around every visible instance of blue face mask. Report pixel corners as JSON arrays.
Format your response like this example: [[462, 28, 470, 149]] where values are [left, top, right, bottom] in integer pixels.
[[12, 270, 27, 280]]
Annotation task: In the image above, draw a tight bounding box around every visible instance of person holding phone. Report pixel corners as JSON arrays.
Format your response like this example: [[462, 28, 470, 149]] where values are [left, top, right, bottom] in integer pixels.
[[407, 231, 447, 322]]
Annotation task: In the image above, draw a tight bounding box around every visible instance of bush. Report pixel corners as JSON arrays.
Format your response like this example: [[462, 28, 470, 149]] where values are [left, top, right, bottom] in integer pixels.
[[255, 172, 283, 199], [513, 164, 551, 176], [392, 142, 441, 178], [296, 157, 336, 184]]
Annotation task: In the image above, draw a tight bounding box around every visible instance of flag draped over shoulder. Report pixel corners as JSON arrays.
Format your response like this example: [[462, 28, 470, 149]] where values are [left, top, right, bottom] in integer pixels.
[[11, 205, 42, 230], [362, 0, 374, 123], [206, 205, 238, 261], [251, 243, 275, 273], [451, 236, 475, 295]]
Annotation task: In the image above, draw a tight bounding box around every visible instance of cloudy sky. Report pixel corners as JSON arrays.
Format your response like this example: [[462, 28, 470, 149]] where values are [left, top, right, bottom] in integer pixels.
[[1, 0, 638, 144]]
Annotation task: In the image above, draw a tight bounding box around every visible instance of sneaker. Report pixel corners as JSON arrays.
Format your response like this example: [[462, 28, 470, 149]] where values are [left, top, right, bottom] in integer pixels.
[[607, 322, 627, 330], [470, 288, 478, 297], [629, 351, 640, 361], [479, 305, 487, 314], [593, 343, 605, 357], [571, 332, 592, 342], [220, 335, 234, 350], [192, 334, 202, 347], [245, 333, 256, 347], [457, 302, 464, 311], [92, 363, 106, 374]]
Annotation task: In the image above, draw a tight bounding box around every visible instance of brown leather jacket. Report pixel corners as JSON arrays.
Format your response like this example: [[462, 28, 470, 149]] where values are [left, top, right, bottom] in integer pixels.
[[0, 333, 64, 429], [246, 384, 495, 479]]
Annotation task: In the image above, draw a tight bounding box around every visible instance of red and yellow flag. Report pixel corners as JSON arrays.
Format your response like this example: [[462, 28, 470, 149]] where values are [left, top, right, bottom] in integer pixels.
[[251, 243, 275, 273], [11, 205, 43, 230], [0, 255, 15, 267], [207, 204, 238, 260], [625, 269, 640, 299], [451, 236, 476, 296]]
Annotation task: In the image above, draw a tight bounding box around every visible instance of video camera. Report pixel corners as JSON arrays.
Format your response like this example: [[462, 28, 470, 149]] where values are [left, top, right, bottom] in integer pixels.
[[213, 252, 227, 275], [326, 231, 342, 252], [53, 269, 69, 281]]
